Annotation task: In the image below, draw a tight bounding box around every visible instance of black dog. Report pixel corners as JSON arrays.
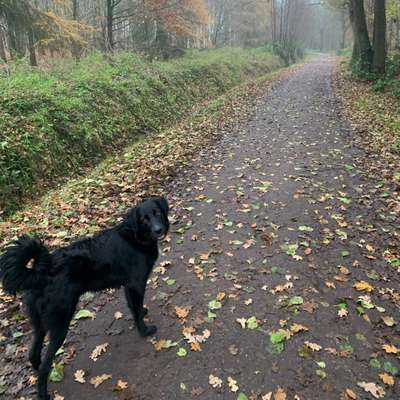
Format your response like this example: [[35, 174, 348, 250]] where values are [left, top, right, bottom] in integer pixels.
[[0, 197, 169, 400]]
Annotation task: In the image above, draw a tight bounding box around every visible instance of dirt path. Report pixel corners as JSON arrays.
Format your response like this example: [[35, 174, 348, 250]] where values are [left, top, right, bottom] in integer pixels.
[[5, 57, 400, 400]]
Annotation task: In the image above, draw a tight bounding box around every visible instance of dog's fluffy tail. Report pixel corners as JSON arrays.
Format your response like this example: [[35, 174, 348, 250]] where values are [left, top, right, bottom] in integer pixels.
[[0, 235, 51, 295]]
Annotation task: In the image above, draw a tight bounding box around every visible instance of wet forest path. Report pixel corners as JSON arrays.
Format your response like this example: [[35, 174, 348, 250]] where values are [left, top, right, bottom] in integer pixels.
[[6, 57, 400, 400]]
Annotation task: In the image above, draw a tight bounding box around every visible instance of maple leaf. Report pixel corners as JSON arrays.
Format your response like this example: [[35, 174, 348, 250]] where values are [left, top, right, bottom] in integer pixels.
[[90, 343, 109, 361], [338, 308, 348, 318], [175, 306, 191, 319], [209, 374, 222, 388], [113, 379, 129, 391], [357, 381, 385, 398], [190, 342, 202, 352], [90, 374, 112, 388], [74, 369, 86, 384]]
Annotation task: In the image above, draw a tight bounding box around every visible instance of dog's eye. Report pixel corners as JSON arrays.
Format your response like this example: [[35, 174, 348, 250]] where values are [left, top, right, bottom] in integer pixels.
[[141, 216, 150, 224]]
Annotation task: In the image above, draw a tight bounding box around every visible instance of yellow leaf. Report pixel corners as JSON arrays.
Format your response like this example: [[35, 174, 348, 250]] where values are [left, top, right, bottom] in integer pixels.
[[357, 381, 385, 398], [382, 344, 399, 354], [290, 324, 309, 334], [216, 292, 226, 301], [353, 281, 374, 292], [113, 379, 129, 391], [304, 341, 322, 351], [227, 376, 239, 393], [154, 340, 167, 351], [379, 373, 394, 386], [90, 374, 112, 388]]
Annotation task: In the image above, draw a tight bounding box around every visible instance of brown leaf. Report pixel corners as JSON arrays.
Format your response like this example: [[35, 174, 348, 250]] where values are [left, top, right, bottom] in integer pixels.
[[382, 344, 399, 354], [274, 387, 287, 400], [345, 388, 357, 399], [379, 373, 394, 386], [175, 306, 191, 319]]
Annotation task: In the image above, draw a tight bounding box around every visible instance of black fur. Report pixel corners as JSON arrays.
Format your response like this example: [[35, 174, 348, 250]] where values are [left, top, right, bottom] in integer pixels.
[[0, 197, 169, 400]]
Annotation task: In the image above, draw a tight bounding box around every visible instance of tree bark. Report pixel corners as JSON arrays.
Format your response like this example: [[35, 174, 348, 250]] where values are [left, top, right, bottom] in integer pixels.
[[72, 0, 81, 62], [372, 0, 386, 74], [106, 0, 114, 52], [349, 0, 372, 71], [27, 28, 37, 66], [0, 28, 7, 63]]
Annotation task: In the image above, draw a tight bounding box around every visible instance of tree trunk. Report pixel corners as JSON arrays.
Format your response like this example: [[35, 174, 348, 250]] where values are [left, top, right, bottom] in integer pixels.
[[0, 29, 7, 63], [72, 0, 81, 62], [349, 0, 372, 72], [106, 0, 114, 52], [27, 29, 37, 66], [372, 0, 386, 74]]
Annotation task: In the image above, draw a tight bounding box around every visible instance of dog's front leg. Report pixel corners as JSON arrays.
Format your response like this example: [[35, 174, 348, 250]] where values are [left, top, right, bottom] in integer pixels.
[[124, 286, 157, 337]]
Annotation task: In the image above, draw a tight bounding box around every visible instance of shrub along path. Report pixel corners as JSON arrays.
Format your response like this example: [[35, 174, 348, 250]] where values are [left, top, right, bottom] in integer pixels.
[[1, 57, 399, 400]]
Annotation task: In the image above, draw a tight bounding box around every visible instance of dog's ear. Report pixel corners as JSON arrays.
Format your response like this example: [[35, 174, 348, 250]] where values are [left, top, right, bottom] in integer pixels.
[[126, 206, 140, 234], [155, 197, 169, 218]]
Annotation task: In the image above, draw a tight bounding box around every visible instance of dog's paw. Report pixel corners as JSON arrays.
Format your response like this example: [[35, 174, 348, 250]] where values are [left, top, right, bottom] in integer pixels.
[[37, 393, 51, 400], [139, 325, 157, 337]]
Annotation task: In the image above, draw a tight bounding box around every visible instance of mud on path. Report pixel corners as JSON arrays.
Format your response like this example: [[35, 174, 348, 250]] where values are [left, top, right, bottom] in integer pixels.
[[3, 57, 400, 400]]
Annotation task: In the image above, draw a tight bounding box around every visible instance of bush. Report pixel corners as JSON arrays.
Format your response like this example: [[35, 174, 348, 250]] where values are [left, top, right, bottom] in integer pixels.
[[0, 48, 282, 215]]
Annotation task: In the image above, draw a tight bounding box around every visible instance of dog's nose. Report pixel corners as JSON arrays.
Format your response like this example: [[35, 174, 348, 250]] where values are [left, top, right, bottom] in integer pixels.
[[154, 226, 163, 235]]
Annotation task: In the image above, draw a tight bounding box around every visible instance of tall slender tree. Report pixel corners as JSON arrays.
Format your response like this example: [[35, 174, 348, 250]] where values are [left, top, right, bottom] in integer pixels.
[[372, 0, 386, 74]]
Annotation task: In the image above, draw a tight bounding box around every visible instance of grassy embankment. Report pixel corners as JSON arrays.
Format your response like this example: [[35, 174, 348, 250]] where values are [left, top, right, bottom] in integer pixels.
[[0, 48, 283, 216]]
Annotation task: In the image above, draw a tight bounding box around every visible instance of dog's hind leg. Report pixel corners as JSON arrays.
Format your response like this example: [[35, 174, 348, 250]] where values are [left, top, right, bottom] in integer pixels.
[[37, 322, 69, 400], [124, 286, 157, 337], [26, 297, 46, 370]]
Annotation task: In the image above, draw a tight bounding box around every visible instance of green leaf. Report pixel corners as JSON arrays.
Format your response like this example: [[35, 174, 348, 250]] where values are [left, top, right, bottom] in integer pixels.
[[74, 309, 94, 320], [339, 197, 352, 205], [316, 369, 327, 379], [246, 316, 258, 330], [282, 243, 298, 256], [208, 300, 222, 310], [164, 340, 178, 349], [341, 250, 350, 257], [369, 358, 381, 369], [177, 348, 187, 357], [316, 361, 326, 369], [12, 331, 23, 339], [237, 393, 249, 400], [298, 225, 314, 232], [166, 279, 176, 286], [383, 361, 398, 375], [270, 331, 286, 344], [49, 363, 64, 383], [288, 296, 304, 306], [207, 311, 217, 319]]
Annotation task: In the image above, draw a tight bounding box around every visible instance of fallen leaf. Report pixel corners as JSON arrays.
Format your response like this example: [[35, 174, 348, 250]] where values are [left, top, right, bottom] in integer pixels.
[[304, 341, 322, 352], [74, 369, 86, 384], [175, 306, 191, 319], [357, 381, 385, 398], [113, 379, 129, 391], [227, 376, 239, 393], [274, 386, 287, 400], [209, 374, 222, 388], [114, 312, 123, 320], [90, 374, 112, 388], [382, 344, 399, 354], [379, 373, 394, 386], [290, 324, 309, 334], [353, 281, 374, 293], [345, 388, 357, 399], [90, 343, 109, 361]]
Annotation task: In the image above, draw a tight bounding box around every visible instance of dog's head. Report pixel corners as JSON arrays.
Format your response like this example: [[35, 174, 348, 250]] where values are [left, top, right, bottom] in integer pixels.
[[128, 197, 169, 242]]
